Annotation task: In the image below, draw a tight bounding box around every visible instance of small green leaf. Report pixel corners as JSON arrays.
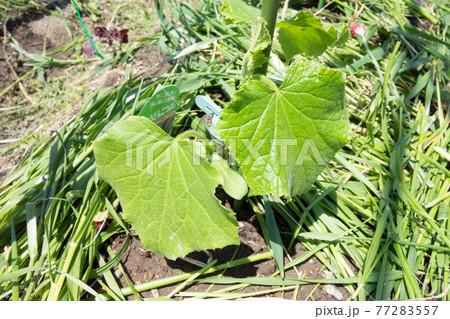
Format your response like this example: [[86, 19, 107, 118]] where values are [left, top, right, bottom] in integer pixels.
[[243, 19, 271, 78], [210, 154, 248, 200], [93, 117, 239, 260], [93, 210, 108, 223], [221, 0, 260, 24], [276, 11, 349, 61], [216, 58, 351, 198]]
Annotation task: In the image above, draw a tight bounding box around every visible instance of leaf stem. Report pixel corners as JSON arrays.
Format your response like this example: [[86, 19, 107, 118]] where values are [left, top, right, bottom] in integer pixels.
[[254, 0, 281, 76], [252, 74, 278, 90]]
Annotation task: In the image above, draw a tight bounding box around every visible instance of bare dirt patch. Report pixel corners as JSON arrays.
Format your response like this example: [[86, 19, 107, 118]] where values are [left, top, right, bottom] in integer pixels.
[[29, 13, 72, 48], [0, 151, 20, 182], [0, 1, 172, 183], [108, 213, 349, 301]]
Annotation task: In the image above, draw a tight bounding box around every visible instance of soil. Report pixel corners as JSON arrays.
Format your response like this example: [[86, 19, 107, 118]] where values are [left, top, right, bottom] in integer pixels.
[[408, 16, 436, 32], [0, 0, 76, 152], [87, 45, 171, 89], [0, 151, 21, 182], [0, 0, 171, 183], [0, 0, 72, 88], [29, 13, 72, 48], [108, 208, 350, 301], [408, 1, 438, 32]]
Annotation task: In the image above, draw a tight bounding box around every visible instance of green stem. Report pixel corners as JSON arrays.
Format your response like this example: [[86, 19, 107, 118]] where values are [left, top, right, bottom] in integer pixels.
[[254, 0, 281, 76], [166, 260, 217, 298], [99, 251, 273, 299]]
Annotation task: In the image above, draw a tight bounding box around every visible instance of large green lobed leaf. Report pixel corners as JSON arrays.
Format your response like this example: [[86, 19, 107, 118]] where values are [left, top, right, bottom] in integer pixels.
[[216, 58, 351, 198], [220, 0, 260, 24], [277, 11, 349, 61], [93, 117, 239, 260]]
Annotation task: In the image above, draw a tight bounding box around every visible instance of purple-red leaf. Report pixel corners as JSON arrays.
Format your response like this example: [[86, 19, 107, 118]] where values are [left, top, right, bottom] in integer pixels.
[[119, 29, 129, 43]]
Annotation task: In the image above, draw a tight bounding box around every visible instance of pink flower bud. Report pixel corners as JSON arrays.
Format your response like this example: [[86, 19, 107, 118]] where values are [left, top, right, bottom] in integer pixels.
[[350, 23, 366, 37], [95, 221, 103, 229]]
